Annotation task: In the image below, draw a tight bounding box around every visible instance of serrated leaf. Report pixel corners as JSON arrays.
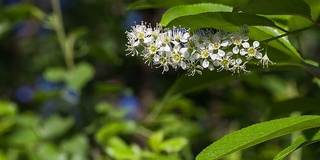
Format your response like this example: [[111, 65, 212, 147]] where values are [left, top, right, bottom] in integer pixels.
[[274, 129, 320, 160], [235, 0, 313, 21], [160, 3, 232, 26], [196, 115, 320, 160]]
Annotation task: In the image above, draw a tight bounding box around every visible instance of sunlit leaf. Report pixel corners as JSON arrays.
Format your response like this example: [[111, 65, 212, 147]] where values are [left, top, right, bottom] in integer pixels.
[[160, 3, 232, 26], [128, 0, 248, 10], [160, 137, 188, 153], [196, 115, 320, 160], [235, 0, 312, 21], [164, 12, 282, 31], [274, 129, 320, 160], [149, 131, 164, 152]]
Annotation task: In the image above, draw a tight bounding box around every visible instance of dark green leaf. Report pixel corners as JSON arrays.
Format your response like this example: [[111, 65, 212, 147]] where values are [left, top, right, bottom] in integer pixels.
[[160, 3, 232, 26], [0, 4, 46, 23], [302, 62, 320, 78], [274, 129, 320, 160], [235, 0, 312, 21], [196, 115, 320, 160], [269, 98, 320, 118]]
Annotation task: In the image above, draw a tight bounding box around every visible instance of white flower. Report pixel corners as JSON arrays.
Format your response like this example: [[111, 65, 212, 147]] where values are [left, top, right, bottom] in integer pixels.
[[217, 52, 233, 71], [260, 53, 274, 68], [241, 41, 263, 60], [125, 23, 270, 76], [230, 58, 249, 74]]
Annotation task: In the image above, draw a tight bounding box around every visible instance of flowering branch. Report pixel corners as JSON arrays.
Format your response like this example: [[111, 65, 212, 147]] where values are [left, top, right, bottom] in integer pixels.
[[125, 22, 273, 76]]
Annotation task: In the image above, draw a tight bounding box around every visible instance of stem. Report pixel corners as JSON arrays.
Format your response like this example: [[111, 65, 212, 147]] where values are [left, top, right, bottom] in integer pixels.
[[51, 0, 74, 71], [289, 112, 302, 160], [261, 26, 313, 44]]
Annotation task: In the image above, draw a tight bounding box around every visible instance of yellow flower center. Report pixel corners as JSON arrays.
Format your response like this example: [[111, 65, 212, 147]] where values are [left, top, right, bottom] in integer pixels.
[[213, 42, 220, 50], [149, 45, 157, 53], [201, 50, 209, 58], [232, 37, 242, 45], [221, 59, 229, 67], [247, 47, 256, 56], [137, 32, 145, 39], [172, 53, 181, 62]]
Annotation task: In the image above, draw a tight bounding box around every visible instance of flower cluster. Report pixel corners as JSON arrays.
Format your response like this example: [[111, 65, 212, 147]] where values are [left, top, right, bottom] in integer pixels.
[[125, 22, 273, 76]]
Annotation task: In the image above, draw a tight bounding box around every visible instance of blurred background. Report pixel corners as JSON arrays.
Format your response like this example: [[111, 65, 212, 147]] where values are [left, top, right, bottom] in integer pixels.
[[1, 0, 320, 159]]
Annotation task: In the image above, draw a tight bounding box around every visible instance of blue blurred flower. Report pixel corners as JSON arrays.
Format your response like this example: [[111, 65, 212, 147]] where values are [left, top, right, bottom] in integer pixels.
[[16, 85, 34, 103]]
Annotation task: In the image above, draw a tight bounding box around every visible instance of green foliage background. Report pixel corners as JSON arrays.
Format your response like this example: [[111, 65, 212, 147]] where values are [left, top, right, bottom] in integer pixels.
[[1, 0, 320, 159]]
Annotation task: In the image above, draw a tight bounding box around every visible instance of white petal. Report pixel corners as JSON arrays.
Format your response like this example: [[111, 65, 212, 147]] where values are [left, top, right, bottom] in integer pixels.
[[255, 52, 262, 59], [240, 49, 247, 56], [208, 65, 215, 71], [253, 41, 260, 48], [180, 61, 187, 69], [218, 49, 225, 57], [210, 53, 218, 60], [221, 40, 229, 47], [242, 36, 249, 41], [180, 47, 188, 53], [232, 46, 239, 54], [242, 42, 250, 48], [144, 37, 152, 43], [202, 59, 210, 68], [153, 54, 160, 62]]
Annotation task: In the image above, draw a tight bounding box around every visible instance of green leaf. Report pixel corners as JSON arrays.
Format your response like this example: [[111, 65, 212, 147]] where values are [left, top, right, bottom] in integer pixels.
[[0, 101, 17, 117], [36, 115, 74, 139], [128, 0, 248, 10], [160, 137, 188, 153], [235, 0, 313, 21], [196, 115, 320, 160], [60, 134, 88, 154], [34, 143, 67, 160], [44, 67, 67, 82], [249, 26, 303, 65], [0, 4, 46, 23], [305, 0, 320, 20], [95, 121, 136, 144], [149, 131, 164, 152], [274, 129, 320, 160], [149, 71, 239, 121], [66, 62, 94, 90], [106, 136, 137, 159], [269, 98, 320, 118], [160, 3, 232, 26], [164, 12, 282, 31]]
